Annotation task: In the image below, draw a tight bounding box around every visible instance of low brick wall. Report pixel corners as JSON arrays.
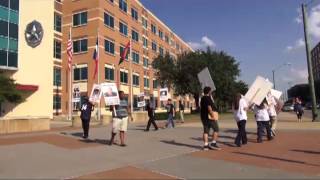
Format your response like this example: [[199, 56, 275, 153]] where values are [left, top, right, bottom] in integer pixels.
[[0, 117, 50, 134]]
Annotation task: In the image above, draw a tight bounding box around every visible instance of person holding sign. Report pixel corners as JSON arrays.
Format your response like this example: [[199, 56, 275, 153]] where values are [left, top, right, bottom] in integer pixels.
[[251, 99, 273, 143], [165, 99, 175, 128], [109, 91, 133, 147], [145, 100, 158, 131], [266, 93, 278, 137], [80, 96, 94, 139], [200, 86, 221, 150], [233, 93, 248, 147]]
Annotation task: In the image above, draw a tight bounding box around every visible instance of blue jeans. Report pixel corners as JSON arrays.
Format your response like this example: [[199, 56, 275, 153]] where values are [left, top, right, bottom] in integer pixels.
[[167, 114, 175, 128]]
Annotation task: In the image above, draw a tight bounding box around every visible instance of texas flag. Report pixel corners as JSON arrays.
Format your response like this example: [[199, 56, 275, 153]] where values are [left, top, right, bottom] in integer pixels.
[[119, 41, 130, 65], [93, 37, 99, 80]]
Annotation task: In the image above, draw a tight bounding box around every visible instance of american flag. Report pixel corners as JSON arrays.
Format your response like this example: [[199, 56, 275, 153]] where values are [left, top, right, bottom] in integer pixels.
[[119, 40, 130, 65], [67, 29, 73, 70], [93, 37, 99, 80]]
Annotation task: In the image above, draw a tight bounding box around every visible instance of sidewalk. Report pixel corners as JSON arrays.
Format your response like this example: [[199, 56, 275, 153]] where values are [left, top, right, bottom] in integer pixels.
[[0, 112, 319, 179]]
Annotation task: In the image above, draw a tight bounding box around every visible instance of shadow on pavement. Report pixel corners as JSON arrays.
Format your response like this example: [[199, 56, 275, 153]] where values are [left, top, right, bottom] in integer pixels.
[[79, 139, 111, 145], [233, 152, 320, 167], [160, 140, 202, 150], [291, 149, 320, 155]]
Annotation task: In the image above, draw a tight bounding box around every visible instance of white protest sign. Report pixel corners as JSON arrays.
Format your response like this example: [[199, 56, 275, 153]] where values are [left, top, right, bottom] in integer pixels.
[[270, 89, 282, 100], [245, 76, 273, 105], [197, 67, 216, 91], [72, 84, 81, 102], [101, 83, 120, 105], [89, 84, 102, 103], [137, 92, 145, 107], [160, 88, 169, 101]]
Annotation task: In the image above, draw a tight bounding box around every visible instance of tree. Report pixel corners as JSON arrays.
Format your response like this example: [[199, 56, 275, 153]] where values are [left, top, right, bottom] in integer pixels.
[[152, 48, 247, 112], [0, 73, 23, 116]]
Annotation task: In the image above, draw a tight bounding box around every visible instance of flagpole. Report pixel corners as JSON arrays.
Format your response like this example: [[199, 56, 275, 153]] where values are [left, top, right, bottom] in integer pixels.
[[69, 27, 72, 121], [97, 29, 101, 122], [129, 39, 133, 118]]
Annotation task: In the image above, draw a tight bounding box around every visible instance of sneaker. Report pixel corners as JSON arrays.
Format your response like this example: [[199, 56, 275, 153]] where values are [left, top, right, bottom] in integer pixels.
[[271, 130, 276, 137], [209, 143, 222, 150], [120, 144, 127, 147], [203, 145, 209, 151], [257, 139, 263, 143]]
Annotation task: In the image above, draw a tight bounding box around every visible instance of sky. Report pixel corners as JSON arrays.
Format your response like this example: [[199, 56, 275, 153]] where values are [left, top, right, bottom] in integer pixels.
[[140, 0, 320, 95]]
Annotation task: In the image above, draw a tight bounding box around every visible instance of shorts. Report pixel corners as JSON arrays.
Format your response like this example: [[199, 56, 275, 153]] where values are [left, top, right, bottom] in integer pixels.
[[112, 117, 128, 132], [201, 119, 219, 134]]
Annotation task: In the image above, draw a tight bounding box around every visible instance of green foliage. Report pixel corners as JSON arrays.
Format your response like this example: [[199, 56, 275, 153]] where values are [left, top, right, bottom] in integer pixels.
[[154, 112, 180, 120], [152, 48, 248, 112], [0, 73, 23, 104]]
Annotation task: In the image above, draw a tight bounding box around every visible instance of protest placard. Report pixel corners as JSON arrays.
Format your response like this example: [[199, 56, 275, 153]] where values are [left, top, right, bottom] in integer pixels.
[[160, 88, 169, 101], [197, 67, 216, 91], [137, 92, 145, 107], [245, 76, 273, 105], [89, 84, 102, 103], [101, 83, 120, 105]]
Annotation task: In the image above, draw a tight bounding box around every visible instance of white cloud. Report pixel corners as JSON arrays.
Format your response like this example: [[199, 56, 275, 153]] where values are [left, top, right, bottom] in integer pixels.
[[188, 36, 216, 50], [282, 67, 308, 84], [294, 8, 302, 24], [286, 38, 305, 52], [309, 4, 320, 40]]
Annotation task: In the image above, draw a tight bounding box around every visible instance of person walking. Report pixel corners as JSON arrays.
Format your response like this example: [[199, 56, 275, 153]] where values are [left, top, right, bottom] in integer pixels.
[[145, 100, 158, 131], [252, 99, 273, 143], [233, 93, 248, 147], [294, 97, 304, 122], [179, 100, 185, 123], [109, 91, 133, 146], [267, 93, 278, 137], [200, 86, 221, 150], [166, 99, 175, 128], [80, 96, 94, 139]]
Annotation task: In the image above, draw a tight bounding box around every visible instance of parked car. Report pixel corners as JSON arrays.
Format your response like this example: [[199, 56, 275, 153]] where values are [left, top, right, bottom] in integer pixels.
[[282, 103, 294, 112], [304, 102, 320, 109]]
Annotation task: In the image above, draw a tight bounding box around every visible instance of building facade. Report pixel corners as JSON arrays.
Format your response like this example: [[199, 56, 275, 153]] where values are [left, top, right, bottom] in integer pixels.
[[60, 0, 193, 117], [312, 42, 320, 81], [0, 0, 56, 133]]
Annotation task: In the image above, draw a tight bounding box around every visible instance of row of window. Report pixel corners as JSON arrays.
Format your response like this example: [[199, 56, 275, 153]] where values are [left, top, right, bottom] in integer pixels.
[[73, 66, 158, 88], [72, 8, 183, 52], [0, 0, 19, 11]]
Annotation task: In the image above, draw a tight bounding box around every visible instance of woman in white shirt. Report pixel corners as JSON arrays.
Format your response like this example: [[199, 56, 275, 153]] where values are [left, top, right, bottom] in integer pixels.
[[252, 99, 273, 143], [233, 93, 248, 147]]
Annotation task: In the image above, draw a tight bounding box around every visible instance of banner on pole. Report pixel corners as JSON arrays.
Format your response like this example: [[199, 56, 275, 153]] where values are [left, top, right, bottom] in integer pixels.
[[101, 83, 120, 105]]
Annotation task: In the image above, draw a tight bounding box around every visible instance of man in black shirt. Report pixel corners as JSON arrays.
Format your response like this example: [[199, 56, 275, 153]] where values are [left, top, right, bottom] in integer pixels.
[[166, 99, 175, 128], [200, 86, 221, 150], [80, 96, 94, 139], [145, 98, 158, 131]]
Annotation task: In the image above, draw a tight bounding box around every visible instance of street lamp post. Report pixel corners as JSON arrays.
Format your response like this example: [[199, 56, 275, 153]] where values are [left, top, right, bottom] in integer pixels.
[[272, 62, 291, 90]]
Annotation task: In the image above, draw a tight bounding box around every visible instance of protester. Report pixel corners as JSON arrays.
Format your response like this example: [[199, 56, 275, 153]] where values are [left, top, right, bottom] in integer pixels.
[[294, 97, 304, 122], [252, 99, 273, 143], [200, 86, 221, 150], [145, 100, 158, 131], [80, 96, 94, 139], [109, 91, 133, 146], [233, 93, 248, 147], [179, 100, 185, 123], [267, 93, 278, 137], [165, 99, 175, 128]]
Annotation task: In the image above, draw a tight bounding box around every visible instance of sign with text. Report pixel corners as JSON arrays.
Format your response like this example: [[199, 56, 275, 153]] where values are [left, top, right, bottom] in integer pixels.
[[197, 67, 216, 91], [245, 76, 273, 105], [137, 92, 145, 107], [101, 83, 120, 105], [270, 89, 282, 100]]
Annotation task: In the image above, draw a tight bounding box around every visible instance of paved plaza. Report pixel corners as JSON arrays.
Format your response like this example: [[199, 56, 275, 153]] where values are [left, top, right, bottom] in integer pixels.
[[0, 112, 320, 179]]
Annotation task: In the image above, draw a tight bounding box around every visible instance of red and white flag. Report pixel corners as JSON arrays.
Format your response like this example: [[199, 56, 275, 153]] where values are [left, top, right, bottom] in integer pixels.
[[67, 28, 73, 70], [93, 37, 99, 80]]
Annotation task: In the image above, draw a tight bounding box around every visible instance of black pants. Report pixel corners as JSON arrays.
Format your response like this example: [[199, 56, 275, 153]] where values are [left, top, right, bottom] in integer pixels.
[[257, 121, 272, 141], [81, 118, 90, 137], [235, 120, 247, 145], [146, 113, 158, 131]]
